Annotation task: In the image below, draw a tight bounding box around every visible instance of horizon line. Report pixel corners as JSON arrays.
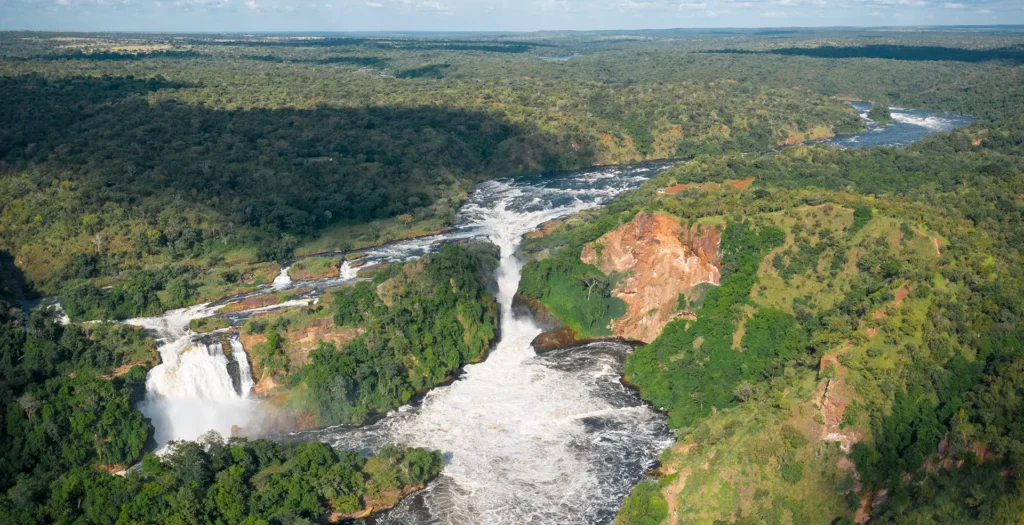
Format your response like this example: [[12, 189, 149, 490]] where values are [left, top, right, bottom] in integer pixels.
[[3, 24, 1024, 35]]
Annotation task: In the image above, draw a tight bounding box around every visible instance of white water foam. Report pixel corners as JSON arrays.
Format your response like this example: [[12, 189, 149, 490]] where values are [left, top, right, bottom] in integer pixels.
[[140, 338, 257, 447], [272, 267, 292, 289], [891, 110, 956, 132], [312, 167, 676, 524], [125, 304, 257, 447], [339, 260, 359, 280], [126, 163, 675, 517]]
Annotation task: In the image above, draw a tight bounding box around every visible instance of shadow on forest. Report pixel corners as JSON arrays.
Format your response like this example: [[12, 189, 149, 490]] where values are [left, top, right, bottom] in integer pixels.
[[396, 63, 452, 78], [205, 37, 549, 53], [8, 50, 203, 62], [0, 74, 597, 236], [706, 44, 1024, 64], [246, 54, 390, 67], [0, 250, 33, 302]]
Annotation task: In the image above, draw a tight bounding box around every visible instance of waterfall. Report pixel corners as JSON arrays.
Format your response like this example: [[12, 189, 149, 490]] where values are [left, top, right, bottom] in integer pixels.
[[272, 267, 292, 289], [121, 162, 678, 520], [139, 335, 257, 447], [229, 338, 255, 398], [339, 260, 359, 280], [313, 168, 678, 524], [126, 305, 257, 448]]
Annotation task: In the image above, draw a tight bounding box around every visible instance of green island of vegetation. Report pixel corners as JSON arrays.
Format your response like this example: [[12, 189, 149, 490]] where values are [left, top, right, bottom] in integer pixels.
[[867, 100, 894, 127], [241, 243, 499, 428]]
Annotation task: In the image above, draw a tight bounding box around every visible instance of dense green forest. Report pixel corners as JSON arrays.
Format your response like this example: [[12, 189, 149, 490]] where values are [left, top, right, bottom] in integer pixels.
[[0, 31, 868, 303], [6, 29, 1023, 311], [3, 27, 1024, 524]]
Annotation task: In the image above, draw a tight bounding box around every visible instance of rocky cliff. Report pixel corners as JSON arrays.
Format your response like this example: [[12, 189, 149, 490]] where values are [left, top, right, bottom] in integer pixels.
[[581, 212, 721, 343]]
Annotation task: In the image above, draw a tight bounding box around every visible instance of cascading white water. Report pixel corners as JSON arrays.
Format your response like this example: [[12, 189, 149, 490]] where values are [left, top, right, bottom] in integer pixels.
[[272, 267, 292, 289], [339, 260, 359, 280], [125, 304, 258, 447], [141, 338, 257, 447], [125, 162, 680, 519], [301, 168, 679, 524], [228, 338, 255, 397], [374, 199, 670, 524]]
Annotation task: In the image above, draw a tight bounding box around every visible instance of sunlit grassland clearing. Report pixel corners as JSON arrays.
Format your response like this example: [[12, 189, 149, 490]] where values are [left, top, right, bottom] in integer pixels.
[[658, 393, 859, 524], [287, 256, 342, 280], [293, 212, 452, 257], [751, 204, 857, 315]]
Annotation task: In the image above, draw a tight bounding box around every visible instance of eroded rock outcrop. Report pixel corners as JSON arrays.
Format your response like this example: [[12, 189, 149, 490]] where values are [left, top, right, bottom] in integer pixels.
[[581, 212, 722, 343]]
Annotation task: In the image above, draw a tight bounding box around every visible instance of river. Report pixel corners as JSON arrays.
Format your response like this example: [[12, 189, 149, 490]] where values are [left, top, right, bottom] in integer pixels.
[[116, 102, 972, 524], [816, 101, 974, 148], [289, 163, 679, 524]]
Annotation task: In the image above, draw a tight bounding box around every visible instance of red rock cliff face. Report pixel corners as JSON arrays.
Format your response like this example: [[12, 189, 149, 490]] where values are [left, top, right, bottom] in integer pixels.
[[581, 212, 721, 343]]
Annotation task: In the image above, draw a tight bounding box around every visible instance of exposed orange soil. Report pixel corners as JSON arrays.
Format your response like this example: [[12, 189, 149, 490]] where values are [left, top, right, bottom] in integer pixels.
[[819, 341, 851, 375], [581, 212, 722, 343], [101, 360, 157, 379], [655, 441, 696, 525], [728, 177, 755, 190], [329, 484, 426, 522], [526, 219, 566, 239], [95, 464, 127, 476], [662, 466, 693, 525], [871, 284, 910, 321], [241, 315, 361, 382]]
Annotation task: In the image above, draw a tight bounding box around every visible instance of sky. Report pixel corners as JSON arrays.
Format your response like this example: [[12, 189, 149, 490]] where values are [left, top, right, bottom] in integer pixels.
[[1, 0, 1022, 32]]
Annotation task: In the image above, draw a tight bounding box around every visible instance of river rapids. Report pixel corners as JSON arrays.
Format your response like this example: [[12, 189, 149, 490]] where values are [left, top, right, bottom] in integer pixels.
[[114, 101, 973, 524]]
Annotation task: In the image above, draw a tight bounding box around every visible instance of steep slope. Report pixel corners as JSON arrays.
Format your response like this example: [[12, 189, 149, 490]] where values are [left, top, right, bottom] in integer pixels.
[[580, 212, 722, 343]]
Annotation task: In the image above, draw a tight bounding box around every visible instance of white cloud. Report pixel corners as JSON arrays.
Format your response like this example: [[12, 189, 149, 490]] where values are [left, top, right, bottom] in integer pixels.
[[941, 2, 965, 7]]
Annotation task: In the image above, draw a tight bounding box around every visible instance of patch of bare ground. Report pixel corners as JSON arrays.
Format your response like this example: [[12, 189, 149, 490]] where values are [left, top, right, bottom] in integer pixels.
[[95, 464, 127, 476], [656, 441, 697, 525], [659, 177, 755, 195], [219, 289, 312, 313], [241, 315, 362, 386], [865, 284, 911, 339], [911, 226, 943, 256], [792, 343, 861, 464], [855, 490, 887, 524], [581, 212, 722, 343], [525, 219, 566, 239]]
